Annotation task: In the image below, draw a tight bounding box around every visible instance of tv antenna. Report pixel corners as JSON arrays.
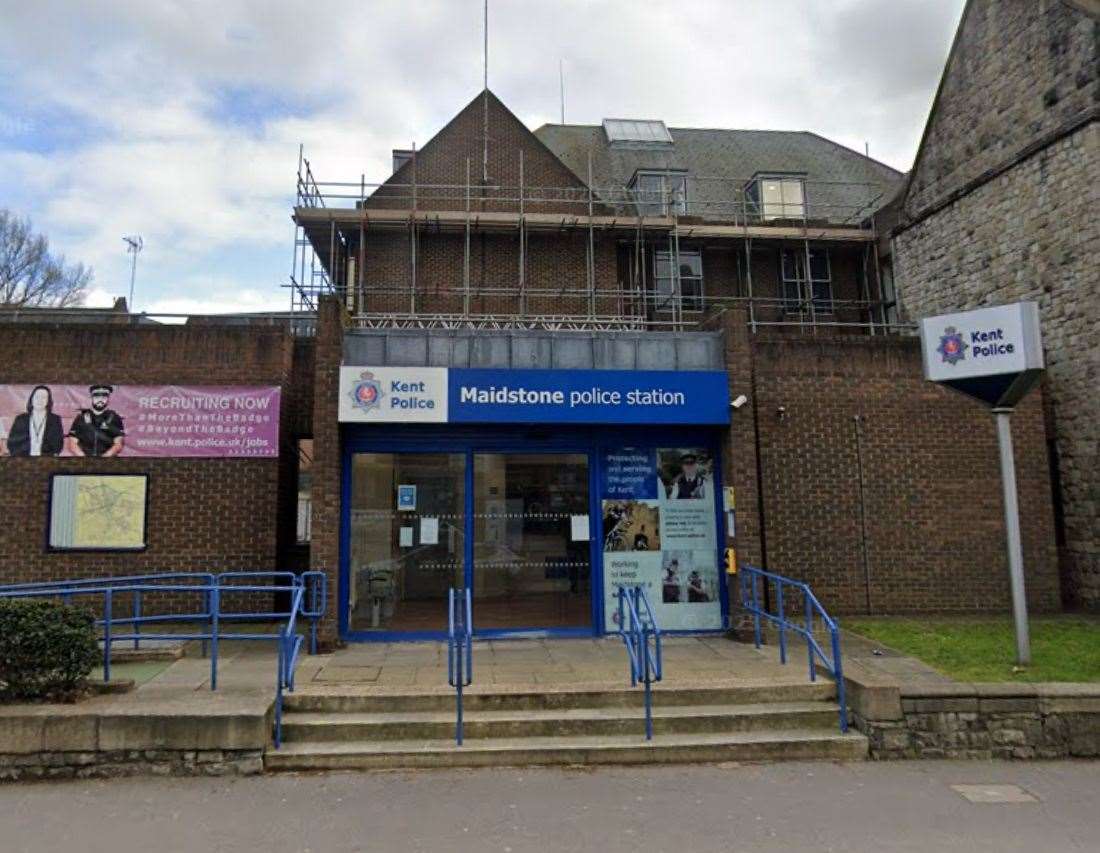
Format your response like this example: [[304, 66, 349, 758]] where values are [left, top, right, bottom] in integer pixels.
[[559, 59, 565, 124], [123, 235, 143, 311]]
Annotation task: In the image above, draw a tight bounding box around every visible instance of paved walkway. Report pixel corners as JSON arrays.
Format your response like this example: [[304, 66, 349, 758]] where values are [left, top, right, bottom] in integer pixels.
[[127, 635, 817, 695]]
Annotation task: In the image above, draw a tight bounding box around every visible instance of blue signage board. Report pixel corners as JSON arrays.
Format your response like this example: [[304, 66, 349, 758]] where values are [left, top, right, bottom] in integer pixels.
[[447, 368, 730, 425]]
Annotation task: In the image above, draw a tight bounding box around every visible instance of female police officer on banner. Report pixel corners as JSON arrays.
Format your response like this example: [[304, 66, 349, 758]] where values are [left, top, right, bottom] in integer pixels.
[[5, 385, 65, 456]]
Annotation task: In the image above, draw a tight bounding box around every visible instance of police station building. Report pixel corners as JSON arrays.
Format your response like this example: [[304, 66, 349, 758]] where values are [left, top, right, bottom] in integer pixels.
[[0, 90, 1064, 646]]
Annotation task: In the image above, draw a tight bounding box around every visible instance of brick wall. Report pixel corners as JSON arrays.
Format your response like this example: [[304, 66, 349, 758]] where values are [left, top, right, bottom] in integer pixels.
[[750, 334, 1060, 614], [0, 323, 298, 614], [308, 298, 345, 647], [893, 0, 1098, 607]]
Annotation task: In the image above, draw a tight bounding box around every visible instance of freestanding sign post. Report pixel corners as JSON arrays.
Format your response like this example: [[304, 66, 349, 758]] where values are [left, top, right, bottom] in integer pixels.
[[919, 302, 1044, 666]]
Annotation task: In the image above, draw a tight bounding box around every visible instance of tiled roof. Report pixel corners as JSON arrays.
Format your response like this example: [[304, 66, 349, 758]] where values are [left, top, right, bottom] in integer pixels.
[[534, 124, 904, 224]]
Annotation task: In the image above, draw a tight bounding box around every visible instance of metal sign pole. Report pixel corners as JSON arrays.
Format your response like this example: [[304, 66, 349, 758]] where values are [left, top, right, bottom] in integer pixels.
[[993, 407, 1031, 665]]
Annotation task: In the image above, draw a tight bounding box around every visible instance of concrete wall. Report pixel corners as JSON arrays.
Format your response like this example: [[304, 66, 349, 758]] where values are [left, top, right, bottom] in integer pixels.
[[893, 0, 1099, 607]]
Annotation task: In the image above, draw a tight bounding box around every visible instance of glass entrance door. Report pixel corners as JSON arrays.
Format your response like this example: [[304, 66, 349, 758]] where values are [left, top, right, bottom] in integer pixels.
[[472, 453, 592, 631], [345, 449, 593, 637], [347, 452, 465, 634]]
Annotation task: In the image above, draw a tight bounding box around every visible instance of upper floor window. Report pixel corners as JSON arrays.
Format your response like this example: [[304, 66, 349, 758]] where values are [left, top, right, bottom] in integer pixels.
[[748, 176, 806, 220], [631, 171, 689, 217], [654, 249, 703, 312], [780, 248, 832, 313]]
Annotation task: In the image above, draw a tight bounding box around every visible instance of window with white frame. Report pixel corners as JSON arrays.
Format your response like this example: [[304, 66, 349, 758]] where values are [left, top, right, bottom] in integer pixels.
[[654, 249, 703, 312], [749, 176, 805, 220], [780, 248, 832, 312], [631, 171, 688, 216]]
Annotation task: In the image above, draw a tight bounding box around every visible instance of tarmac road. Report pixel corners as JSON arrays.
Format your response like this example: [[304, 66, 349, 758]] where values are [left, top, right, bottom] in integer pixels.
[[1, 760, 1097, 852]]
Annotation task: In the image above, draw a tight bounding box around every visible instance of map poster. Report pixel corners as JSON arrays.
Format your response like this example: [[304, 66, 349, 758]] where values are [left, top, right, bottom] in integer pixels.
[[602, 447, 722, 632], [49, 474, 148, 550], [0, 384, 280, 458]]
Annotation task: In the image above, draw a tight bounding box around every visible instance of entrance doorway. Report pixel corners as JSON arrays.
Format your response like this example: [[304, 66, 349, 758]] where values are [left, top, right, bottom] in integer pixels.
[[345, 450, 592, 637], [473, 453, 591, 630]]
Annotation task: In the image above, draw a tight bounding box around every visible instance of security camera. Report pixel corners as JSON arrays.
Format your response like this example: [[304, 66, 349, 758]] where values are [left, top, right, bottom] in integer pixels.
[[731, 394, 748, 409]]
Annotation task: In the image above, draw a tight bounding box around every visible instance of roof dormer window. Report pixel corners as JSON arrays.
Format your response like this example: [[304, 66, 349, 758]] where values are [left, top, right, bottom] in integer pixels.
[[603, 119, 673, 146]]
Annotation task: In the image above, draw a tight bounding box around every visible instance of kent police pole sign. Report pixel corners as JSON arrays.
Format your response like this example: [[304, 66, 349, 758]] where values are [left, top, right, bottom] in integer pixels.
[[920, 302, 1044, 665]]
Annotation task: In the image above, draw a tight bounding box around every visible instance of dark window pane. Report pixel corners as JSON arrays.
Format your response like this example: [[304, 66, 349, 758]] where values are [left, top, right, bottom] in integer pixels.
[[810, 251, 829, 281]]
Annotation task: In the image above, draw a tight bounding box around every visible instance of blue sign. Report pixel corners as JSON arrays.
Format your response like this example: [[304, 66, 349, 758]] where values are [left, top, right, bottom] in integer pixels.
[[601, 448, 658, 499], [448, 368, 730, 425]]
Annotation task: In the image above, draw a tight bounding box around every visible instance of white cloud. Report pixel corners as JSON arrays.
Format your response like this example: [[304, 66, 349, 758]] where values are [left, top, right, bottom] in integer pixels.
[[0, 0, 966, 314]]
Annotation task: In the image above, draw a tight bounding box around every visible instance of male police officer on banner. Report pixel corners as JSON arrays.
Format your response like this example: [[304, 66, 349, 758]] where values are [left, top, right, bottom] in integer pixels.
[[67, 384, 125, 457], [668, 452, 707, 500]]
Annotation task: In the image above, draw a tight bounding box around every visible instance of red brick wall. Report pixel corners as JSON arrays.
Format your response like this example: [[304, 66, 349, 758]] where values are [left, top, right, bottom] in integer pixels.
[[0, 323, 298, 615], [750, 335, 1060, 614], [308, 298, 345, 647]]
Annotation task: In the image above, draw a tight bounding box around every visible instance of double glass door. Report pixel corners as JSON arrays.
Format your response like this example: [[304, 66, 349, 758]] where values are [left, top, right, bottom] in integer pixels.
[[347, 450, 591, 636]]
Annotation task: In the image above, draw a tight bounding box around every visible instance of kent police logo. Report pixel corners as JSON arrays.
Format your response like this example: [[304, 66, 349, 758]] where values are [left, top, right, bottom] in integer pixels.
[[937, 326, 968, 365], [348, 371, 384, 412]]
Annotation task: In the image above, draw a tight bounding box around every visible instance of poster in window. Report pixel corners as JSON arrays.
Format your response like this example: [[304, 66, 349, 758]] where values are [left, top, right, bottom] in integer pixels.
[[602, 447, 722, 632], [49, 474, 148, 550]]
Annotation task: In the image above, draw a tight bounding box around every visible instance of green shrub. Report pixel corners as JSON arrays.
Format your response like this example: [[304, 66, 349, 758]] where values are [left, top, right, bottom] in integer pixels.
[[0, 598, 100, 702]]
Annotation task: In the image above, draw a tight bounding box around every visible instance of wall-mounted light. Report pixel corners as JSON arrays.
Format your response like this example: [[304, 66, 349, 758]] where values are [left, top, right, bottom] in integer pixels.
[[776, 405, 787, 421]]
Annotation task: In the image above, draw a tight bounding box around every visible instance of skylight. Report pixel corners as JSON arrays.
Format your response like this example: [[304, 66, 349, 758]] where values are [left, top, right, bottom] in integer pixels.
[[602, 119, 673, 145]]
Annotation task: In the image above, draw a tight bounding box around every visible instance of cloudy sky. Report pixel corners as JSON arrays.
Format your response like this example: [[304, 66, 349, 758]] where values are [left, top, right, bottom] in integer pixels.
[[0, 0, 965, 315]]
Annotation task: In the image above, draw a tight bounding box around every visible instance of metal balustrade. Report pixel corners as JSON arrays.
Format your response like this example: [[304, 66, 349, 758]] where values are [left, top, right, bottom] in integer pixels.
[[0, 571, 327, 748], [447, 587, 474, 745], [615, 584, 663, 740], [738, 565, 848, 732]]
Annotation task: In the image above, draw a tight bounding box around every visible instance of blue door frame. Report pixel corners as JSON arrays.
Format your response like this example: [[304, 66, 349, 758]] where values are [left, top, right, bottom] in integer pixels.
[[338, 425, 729, 642]]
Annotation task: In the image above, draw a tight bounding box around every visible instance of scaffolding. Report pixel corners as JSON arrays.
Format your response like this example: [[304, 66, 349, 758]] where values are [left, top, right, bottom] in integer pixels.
[[288, 146, 906, 335]]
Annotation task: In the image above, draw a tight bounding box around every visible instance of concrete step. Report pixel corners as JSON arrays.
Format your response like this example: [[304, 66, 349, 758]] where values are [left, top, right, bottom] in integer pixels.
[[284, 682, 837, 714], [280, 701, 842, 742], [265, 729, 868, 771]]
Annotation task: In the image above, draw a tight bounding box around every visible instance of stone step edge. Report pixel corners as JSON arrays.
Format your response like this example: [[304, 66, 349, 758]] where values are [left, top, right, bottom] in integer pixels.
[[265, 729, 869, 766], [284, 683, 837, 705], [280, 701, 842, 727]]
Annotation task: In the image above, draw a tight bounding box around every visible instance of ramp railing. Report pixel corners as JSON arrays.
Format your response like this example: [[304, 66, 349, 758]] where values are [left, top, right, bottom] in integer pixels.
[[0, 570, 327, 747], [738, 565, 848, 732], [447, 586, 473, 745], [615, 585, 663, 740]]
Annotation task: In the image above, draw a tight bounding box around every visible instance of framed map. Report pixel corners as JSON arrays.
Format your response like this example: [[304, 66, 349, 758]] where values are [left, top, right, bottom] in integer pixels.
[[48, 474, 148, 551]]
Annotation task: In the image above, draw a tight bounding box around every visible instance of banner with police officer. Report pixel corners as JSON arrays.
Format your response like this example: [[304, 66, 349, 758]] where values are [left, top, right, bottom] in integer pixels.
[[0, 384, 280, 458], [601, 446, 722, 632]]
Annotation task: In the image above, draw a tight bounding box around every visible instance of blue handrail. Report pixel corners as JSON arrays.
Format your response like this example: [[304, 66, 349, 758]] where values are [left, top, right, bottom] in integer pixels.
[[0, 570, 327, 746], [738, 565, 848, 733], [615, 584, 662, 740], [447, 587, 473, 745], [274, 583, 306, 748]]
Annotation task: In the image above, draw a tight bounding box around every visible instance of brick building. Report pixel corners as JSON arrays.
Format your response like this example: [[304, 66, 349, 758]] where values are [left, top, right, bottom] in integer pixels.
[[891, 0, 1098, 609], [0, 86, 1064, 647]]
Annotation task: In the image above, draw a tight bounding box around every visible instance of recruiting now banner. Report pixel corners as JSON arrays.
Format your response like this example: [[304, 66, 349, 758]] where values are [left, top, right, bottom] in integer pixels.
[[0, 384, 281, 458], [339, 366, 731, 425]]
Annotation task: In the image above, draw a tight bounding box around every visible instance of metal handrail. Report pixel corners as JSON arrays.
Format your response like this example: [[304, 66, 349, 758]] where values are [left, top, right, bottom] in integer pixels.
[[446, 587, 473, 745], [0, 571, 328, 746], [615, 585, 663, 740], [274, 583, 306, 748], [738, 565, 848, 732]]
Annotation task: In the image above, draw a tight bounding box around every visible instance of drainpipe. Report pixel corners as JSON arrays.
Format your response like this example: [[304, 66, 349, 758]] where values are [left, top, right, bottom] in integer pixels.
[[853, 414, 872, 615]]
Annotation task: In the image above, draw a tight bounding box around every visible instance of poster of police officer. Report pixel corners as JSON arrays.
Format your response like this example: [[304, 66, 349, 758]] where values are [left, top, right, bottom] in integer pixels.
[[0, 384, 281, 458]]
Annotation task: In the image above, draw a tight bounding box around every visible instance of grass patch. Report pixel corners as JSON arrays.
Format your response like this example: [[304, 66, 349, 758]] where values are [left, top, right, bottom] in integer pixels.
[[844, 616, 1100, 683]]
